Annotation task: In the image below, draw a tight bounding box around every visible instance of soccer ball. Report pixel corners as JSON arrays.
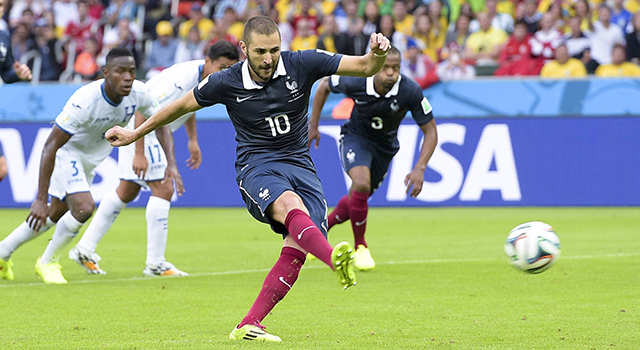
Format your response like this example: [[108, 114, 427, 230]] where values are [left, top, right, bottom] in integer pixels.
[[504, 221, 561, 274]]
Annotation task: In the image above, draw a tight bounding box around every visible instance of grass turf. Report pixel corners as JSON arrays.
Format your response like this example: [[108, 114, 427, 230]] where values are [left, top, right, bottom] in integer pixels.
[[0, 207, 638, 349]]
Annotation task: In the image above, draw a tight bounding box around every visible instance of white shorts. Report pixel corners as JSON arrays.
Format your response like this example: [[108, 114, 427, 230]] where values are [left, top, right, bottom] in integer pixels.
[[49, 147, 97, 200], [118, 132, 167, 187]]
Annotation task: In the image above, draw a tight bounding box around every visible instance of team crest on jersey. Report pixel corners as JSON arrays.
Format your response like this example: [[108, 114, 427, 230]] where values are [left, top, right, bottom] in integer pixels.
[[285, 80, 298, 93], [390, 99, 399, 112], [124, 105, 137, 122], [0, 42, 7, 59], [347, 149, 356, 164]]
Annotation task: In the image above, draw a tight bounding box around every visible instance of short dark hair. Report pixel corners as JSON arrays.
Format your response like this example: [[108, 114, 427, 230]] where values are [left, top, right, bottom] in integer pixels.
[[207, 40, 240, 61], [514, 19, 527, 27], [105, 47, 134, 66], [242, 15, 280, 45], [388, 46, 401, 57]]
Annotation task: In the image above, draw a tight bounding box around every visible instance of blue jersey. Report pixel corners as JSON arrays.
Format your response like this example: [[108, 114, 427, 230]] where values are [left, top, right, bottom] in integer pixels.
[[329, 74, 434, 150], [0, 31, 19, 84], [194, 50, 343, 172]]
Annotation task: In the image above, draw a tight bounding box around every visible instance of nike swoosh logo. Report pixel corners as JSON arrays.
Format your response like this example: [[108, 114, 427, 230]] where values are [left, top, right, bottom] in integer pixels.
[[354, 99, 367, 104], [174, 83, 183, 91], [297, 225, 314, 240], [236, 95, 254, 103], [278, 276, 292, 289], [354, 219, 367, 226]]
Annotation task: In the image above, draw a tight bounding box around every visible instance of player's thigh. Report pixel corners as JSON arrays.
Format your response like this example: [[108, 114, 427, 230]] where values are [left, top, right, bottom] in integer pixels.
[[340, 133, 374, 175], [237, 166, 293, 235], [115, 179, 142, 203], [288, 166, 329, 236], [118, 133, 167, 183], [369, 153, 395, 194], [49, 148, 95, 201], [65, 191, 96, 222], [48, 196, 69, 222]]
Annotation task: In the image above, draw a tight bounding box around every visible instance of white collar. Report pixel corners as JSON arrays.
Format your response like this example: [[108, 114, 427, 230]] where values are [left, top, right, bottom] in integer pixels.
[[366, 75, 402, 98], [241, 57, 287, 90]]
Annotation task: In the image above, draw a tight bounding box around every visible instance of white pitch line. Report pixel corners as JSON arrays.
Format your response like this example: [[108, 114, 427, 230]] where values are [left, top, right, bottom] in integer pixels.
[[0, 253, 636, 289]]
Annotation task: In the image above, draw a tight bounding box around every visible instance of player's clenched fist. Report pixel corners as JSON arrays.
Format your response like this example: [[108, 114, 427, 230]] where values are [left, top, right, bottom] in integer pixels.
[[369, 33, 391, 56], [105, 126, 135, 147]]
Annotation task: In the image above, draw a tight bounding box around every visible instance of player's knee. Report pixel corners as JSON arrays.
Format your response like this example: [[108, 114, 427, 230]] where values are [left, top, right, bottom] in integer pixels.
[[351, 178, 371, 193], [150, 181, 173, 200], [270, 192, 309, 222], [116, 180, 140, 203], [71, 202, 95, 222]]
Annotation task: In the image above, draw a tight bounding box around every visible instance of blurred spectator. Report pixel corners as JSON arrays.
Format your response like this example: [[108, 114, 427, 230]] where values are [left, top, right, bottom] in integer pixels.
[[145, 20, 177, 77], [427, 0, 447, 51], [437, 45, 476, 80], [573, 0, 591, 33], [18, 8, 36, 37], [34, 24, 61, 81], [39, 10, 64, 39], [626, 12, 640, 65], [267, 7, 293, 51], [449, 0, 484, 25], [175, 25, 206, 63], [540, 44, 587, 78], [362, 0, 380, 36], [595, 43, 640, 76], [519, 0, 541, 34], [53, 0, 80, 30], [9, 0, 44, 28], [393, 0, 414, 36], [610, 0, 632, 33], [336, 0, 359, 33], [179, 3, 214, 40], [379, 14, 407, 53], [288, 0, 320, 35], [74, 36, 100, 80], [413, 13, 438, 62], [221, 7, 244, 42], [106, 0, 138, 26], [565, 16, 599, 73], [464, 12, 508, 65], [445, 14, 472, 52], [64, 0, 98, 54], [335, 17, 368, 55], [401, 38, 439, 88], [495, 20, 539, 76], [86, 0, 104, 21], [102, 18, 138, 63], [213, 0, 249, 21], [207, 17, 238, 47], [547, 2, 566, 33], [290, 17, 318, 51], [590, 5, 626, 65], [317, 14, 338, 53], [11, 23, 36, 63], [470, 0, 514, 34], [1, 0, 33, 84], [530, 13, 563, 64]]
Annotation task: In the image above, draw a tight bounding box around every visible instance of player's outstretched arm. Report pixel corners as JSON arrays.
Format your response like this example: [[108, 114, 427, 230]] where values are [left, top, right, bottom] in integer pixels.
[[308, 77, 332, 149], [405, 120, 438, 198], [335, 33, 390, 77], [28, 126, 71, 230], [106, 90, 203, 147]]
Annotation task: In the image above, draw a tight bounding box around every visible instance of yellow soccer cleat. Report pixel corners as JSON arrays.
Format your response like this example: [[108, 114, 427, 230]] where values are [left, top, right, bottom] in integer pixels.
[[229, 324, 282, 342], [331, 242, 356, 289], [0, 258, 15, 280], [35, 258, 68, 284], [354, 245, 376, 271]]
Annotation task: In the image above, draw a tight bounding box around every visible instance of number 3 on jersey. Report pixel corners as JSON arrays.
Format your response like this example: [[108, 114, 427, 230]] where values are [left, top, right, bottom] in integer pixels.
[[265, 114, 291, 136], [371, 117, 383, 130]]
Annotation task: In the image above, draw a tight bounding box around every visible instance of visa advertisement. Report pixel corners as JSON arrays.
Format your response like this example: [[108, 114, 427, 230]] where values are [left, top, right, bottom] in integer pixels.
[[0, 117, 638, 207]]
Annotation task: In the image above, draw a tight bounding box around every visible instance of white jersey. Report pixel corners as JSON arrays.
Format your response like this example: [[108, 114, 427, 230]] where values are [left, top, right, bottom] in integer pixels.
[[146, 59, 204, 132], [55, 79, 159, 165]]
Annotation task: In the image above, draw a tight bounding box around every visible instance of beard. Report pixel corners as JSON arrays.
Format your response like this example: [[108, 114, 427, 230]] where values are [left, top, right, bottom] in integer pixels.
[[247, 55, 277, 81]]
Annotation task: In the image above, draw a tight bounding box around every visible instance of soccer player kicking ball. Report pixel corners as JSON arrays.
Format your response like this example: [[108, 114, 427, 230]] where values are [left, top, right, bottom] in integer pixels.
[[68, 41, 240, 276], [308, 46, 438, 271], [0, 48, 173, 284], [105, 16, 390, 342]]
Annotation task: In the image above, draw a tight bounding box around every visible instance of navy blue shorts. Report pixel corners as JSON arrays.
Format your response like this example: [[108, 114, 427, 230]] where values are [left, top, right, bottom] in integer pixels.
[[339, 132, 398, 194], [237, 162, 328, 237]]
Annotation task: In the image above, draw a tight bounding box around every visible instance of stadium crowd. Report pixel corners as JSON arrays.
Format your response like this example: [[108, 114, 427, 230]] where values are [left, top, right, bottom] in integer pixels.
[[2, 0, 640, 85]]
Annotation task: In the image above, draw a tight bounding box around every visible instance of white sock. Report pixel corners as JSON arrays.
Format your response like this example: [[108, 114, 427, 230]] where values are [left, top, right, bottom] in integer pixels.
[[0, 218, 55, 261], [76, 189, 127, 254], [40, 212, 84, 264], [146, 196, 170, 266]]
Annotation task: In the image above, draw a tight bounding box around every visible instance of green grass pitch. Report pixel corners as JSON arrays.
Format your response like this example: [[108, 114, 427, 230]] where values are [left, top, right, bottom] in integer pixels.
[[0, 207, 638, 349]]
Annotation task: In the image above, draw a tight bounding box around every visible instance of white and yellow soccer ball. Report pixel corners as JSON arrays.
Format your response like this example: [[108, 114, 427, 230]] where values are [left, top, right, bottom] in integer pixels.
[[504, 221, 561, 274]]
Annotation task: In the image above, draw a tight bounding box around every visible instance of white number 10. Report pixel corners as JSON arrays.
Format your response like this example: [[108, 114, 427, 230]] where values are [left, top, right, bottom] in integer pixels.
[[265, 114, 291, 136]]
